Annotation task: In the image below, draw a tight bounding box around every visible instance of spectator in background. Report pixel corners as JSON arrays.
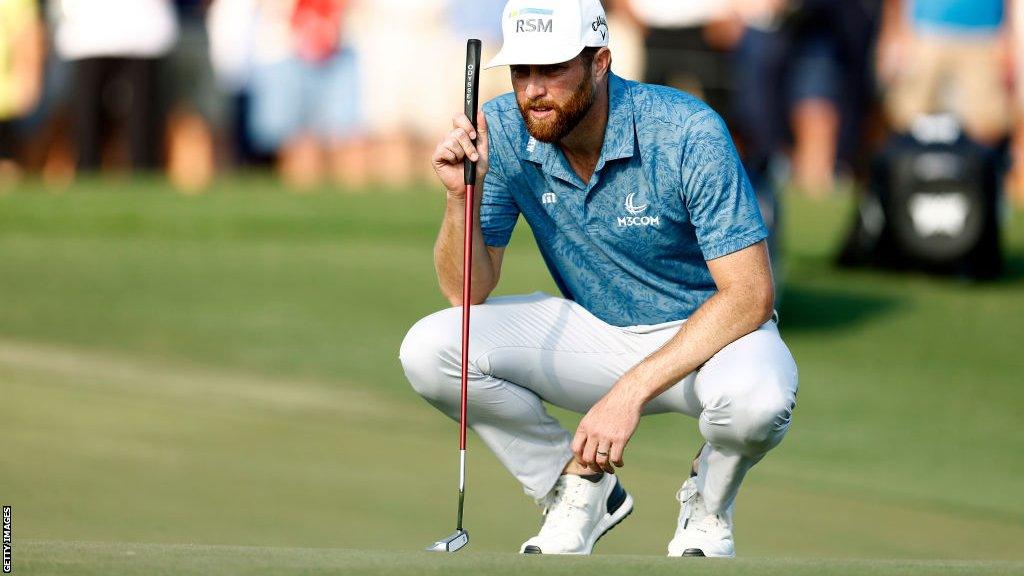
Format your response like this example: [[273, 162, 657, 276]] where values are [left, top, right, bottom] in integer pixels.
[[54, 0, 179, 173], [731, 0, 874, 198], [0, 0, 45, 184], [348, 0, 448, 187], [1011, 0, 1024, 206], [878, 0, 1013, 147], [626, 0, 736, 116], [206, 0, 264, 166], [248, 0, 366, 190], [166, 0, 224, 192]]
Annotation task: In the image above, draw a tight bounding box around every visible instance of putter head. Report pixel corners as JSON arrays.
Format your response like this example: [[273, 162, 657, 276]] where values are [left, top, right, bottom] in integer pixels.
[[426, 529, 469, 552]]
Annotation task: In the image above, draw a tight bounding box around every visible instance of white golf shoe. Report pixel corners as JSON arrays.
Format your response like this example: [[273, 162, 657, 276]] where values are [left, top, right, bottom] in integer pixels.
[[520, 473, 633, 555], [666, 476, 735, 558]]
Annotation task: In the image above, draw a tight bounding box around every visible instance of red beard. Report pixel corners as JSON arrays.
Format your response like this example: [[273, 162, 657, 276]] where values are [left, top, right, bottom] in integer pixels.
[[517, 71, 596, 143]]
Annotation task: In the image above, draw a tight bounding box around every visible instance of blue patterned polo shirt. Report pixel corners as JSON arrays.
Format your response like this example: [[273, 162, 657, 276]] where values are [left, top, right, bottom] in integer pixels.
[[480, 73, 767, 327]]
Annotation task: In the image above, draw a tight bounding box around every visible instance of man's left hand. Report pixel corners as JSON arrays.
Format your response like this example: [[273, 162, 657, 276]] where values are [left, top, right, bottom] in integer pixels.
[[571, 389, 643, 474]]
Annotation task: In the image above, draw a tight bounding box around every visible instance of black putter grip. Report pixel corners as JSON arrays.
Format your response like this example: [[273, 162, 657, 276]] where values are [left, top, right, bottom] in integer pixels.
[[464, 39, 482, 186]]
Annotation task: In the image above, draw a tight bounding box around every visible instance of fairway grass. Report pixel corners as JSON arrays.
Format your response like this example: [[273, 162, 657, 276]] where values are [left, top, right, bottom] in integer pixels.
[[1, 178, 1022, 572], [16, 541, 1024, 576]]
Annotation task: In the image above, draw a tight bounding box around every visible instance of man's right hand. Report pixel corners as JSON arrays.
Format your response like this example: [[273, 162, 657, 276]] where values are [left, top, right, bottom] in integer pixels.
[[432, 111, 490, 201]]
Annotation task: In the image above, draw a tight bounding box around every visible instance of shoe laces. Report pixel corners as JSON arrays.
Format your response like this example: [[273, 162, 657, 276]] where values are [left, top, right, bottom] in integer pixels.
[[537, 476, 595, 534], [676, 482, 726, 534]]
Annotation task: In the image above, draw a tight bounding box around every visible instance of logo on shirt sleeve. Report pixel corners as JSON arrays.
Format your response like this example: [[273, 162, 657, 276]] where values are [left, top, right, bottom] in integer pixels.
[[542, 192, 558, 205], [617, 192, 659, 227]]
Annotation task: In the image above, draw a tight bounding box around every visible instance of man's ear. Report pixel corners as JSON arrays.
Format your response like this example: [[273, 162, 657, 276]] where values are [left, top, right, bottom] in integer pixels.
[[594, 47, 612, 79]]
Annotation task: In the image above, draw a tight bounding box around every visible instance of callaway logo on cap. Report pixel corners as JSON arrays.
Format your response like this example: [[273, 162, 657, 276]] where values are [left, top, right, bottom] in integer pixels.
[[484, 0, 609, 69]]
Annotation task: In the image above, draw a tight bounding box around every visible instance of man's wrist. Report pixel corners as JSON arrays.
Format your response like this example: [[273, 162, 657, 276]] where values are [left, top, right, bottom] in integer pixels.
[[609, 373, 649, 412], [445, 190, 467, 206], [446, 183, 484, 208]]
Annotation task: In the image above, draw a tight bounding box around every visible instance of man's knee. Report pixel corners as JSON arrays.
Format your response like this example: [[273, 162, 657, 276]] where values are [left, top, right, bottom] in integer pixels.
[[734, 380, 796, 454], [399, 308, 462, 404], [701, 367, 797, 455]]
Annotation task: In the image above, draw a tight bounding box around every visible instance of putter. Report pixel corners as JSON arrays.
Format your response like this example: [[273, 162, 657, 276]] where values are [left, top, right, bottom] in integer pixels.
[[426, 38, 481, 554]]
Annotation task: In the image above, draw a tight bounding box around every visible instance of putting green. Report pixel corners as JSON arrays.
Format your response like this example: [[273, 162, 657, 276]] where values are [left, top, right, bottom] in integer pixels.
[[0, 178, 1021, 574], [14, 541, 1024, 576]]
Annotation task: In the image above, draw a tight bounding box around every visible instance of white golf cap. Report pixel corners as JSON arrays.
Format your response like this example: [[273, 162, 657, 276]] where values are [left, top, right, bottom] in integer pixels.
[[484, 0, 609, 69]]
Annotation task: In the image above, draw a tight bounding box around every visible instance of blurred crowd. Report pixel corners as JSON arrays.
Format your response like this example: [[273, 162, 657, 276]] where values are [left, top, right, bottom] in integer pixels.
[[0, 0, 1023, 204]]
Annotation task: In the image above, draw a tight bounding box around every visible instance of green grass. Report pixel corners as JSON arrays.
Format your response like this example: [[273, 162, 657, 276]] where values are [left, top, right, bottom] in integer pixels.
[[0, 177, 1022, 575], [15, 541, 1024, 576]]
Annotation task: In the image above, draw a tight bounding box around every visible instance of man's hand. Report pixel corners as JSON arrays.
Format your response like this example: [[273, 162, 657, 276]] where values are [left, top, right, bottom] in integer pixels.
[[571, 387, 643, 474], [570, 241, 773, 475], [432, 111, 489, 200]]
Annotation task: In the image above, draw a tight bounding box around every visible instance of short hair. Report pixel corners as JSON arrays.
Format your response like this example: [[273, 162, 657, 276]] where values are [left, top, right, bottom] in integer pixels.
[[578, 47, 611, 73], [579, 47, 600, 67]]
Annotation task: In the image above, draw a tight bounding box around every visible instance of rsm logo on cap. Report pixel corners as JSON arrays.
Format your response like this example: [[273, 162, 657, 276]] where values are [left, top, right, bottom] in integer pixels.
[[511, 8, 554, 33]]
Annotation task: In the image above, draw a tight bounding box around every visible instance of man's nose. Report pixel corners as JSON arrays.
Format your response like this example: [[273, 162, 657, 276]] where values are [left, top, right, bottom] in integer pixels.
[[525, 80, 546, 101]]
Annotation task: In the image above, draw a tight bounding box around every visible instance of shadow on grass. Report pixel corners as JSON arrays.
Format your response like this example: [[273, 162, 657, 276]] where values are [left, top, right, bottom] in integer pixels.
[[779, 285, 903, 332], [1000, 252, 1024, 282]]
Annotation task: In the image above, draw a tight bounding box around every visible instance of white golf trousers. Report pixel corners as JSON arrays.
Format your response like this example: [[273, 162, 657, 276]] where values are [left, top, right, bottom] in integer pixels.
[[400, 292, 798, 513]]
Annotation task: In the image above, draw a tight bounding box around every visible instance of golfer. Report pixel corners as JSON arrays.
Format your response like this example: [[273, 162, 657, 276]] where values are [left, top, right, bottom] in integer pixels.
[[401, 0, 798, 557]]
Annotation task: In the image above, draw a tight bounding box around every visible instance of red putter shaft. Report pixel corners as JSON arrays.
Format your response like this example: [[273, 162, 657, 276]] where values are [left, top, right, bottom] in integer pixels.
[[454, 35, 480, 539], [460, 183, 474, 451], [427, 37, 478, 551]]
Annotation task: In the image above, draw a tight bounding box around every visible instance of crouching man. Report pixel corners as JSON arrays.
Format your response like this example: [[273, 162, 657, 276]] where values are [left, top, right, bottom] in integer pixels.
[[401, 0, 798, 557]]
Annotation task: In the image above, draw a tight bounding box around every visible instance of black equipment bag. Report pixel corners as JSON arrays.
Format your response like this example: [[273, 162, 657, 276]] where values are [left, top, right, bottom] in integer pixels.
[[837, 125, 1003, 279]]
